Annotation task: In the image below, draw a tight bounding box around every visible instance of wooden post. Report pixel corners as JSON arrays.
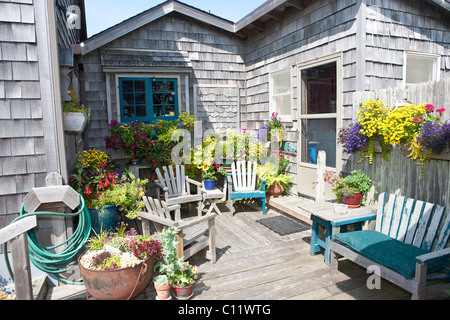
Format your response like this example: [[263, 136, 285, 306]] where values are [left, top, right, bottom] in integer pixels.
[[175, 230, 184, 260], [315, 151, 326, 202], [0, 216, 37, 300]]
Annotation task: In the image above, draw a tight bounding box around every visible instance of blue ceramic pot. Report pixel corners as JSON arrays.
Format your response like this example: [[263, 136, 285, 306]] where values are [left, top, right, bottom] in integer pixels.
[[88, 205, 121, 234], [204, 180, 216, 190]]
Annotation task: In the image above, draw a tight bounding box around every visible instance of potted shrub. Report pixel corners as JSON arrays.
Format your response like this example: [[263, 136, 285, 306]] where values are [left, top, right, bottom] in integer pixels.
[[78, 224, 163, 300], [257, 151, 293, 197], [63, 88, 89, 133], [324, 170, 372, 208], [91, 171, 149, 221]]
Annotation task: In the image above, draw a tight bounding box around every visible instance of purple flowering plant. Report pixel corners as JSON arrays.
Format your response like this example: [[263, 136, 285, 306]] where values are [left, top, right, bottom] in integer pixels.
[[418, 120, 450, 154], [258, 112, 285, 143], [337, 121, 368, 154]]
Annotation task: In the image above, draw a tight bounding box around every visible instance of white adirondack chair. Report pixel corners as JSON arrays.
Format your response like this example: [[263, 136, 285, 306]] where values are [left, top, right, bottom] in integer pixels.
[[138, 197, 217, 263], [227, 161, 266, 216], [154, 165, 203, 220]]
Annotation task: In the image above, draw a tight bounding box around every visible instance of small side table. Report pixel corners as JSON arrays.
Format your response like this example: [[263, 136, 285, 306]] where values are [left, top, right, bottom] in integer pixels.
[[299, 202, 377, 265], [200, 188, 225, 216]]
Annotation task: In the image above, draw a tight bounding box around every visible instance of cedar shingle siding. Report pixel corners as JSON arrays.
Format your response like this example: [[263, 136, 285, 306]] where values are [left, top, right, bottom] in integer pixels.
[[0, 0, 78, 230]]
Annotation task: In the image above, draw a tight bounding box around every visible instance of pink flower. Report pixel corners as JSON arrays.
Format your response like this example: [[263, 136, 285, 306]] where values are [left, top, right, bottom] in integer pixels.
[[414, 118, 420, 123], [437, 108, 446, 113], [425, 104, 435, 113]]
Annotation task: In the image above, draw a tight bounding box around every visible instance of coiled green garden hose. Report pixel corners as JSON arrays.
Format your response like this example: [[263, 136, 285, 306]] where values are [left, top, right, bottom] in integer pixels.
[[3, 195, 91, 285]]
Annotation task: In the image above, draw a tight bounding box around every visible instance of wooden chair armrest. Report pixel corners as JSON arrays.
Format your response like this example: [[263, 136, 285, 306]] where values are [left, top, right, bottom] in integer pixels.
[[177, 212, 217, 230], [154, 181, 168, 192], [416, 248, 450, 265], [137, 211, 177, 227], [167, 204, 181, 212], [186, 177, 202, 187]]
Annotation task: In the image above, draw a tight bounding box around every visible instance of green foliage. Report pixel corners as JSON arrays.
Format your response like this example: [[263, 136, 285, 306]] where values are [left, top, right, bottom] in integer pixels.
[[156, 111, 197, 145], [63, 88, 87, 114]]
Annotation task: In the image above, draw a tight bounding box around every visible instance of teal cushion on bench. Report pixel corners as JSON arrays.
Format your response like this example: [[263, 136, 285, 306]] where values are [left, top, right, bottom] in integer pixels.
[[333, 230, 446, 279]]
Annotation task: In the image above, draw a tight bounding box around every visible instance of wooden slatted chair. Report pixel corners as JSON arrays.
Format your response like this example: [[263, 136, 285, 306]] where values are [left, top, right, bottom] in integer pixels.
[[227, 161, 266, 216], [154, 165, 203, 220], [330, 193, 450, 300], [138, 196, 217, 263]]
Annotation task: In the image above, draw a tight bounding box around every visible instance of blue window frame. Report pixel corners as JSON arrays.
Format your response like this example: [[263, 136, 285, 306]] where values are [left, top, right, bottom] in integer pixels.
[[118, 77, 178, 123]]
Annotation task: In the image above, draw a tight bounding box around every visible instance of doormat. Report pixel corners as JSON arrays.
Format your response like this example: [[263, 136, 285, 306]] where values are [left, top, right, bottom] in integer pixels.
[[256, 215, 309, 236]]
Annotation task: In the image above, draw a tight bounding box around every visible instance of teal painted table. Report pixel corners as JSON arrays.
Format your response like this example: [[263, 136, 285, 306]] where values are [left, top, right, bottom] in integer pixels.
[[299, 202, 377, 265]]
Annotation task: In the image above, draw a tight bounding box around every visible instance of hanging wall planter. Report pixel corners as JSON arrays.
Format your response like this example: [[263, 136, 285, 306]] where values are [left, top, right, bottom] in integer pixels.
[[63, 111, 88, 133]]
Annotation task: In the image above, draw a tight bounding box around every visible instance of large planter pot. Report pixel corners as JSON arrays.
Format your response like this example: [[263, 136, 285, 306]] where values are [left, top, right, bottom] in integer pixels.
[[172, 283, 195, 300], [341, 192, 363, 208], [267, 181, 284, 197], [79, 256, 154, 300], [88, 205, 121, 234], [204, 180, 216, 190], [63, 112, 88, 133]]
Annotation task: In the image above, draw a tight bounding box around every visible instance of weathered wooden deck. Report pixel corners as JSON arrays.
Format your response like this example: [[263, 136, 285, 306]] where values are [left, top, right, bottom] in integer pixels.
[[46, 198, 422, 301]]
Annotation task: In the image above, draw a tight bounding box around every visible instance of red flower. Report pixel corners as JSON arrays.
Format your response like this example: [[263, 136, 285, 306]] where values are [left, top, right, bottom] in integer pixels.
[[84, 187, 92, 195], [437, 108, 446, 113]]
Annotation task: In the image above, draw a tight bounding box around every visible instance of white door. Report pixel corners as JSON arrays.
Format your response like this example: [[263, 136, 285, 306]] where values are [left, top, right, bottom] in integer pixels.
[[297, 54, 342, 200]]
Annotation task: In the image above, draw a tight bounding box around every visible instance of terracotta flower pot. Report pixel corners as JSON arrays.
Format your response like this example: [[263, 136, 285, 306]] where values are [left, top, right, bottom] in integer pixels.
[[267, 181, 284, 197], [172, 283, 195, 300], [154, 282, 172, 300], [341, 192, 363, 208]]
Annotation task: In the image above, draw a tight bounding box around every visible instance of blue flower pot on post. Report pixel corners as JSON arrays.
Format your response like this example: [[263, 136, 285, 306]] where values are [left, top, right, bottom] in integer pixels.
[[204, 180, 216, 190]]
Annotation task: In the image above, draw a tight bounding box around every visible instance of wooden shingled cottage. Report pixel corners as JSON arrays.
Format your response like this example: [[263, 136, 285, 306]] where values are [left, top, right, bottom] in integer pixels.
[[77, 0, 450, 201]]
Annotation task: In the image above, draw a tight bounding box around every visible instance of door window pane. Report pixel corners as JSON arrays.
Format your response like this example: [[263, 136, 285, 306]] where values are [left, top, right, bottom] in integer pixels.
[[301, 62, 337, 114], [301, 119, 336, 168]]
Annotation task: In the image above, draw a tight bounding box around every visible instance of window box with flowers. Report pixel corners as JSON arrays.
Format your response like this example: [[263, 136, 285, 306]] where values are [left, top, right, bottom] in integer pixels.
[[63, 88, 89, 133], [338, 99, 449, 176]]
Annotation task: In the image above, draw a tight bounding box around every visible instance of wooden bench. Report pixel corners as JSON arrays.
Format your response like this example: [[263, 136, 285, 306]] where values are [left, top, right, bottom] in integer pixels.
[[330, 193, 450, 300]]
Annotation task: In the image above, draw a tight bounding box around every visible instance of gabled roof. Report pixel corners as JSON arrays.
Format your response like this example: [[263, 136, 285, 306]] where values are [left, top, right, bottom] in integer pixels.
[[81, 0, 235, 55], [80, 0, 450, 55]]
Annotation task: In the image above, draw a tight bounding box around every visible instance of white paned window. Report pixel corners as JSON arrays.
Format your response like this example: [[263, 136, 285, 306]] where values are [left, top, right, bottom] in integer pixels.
[[405, 52, 440, 84], [269, 68, 292, 121]]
